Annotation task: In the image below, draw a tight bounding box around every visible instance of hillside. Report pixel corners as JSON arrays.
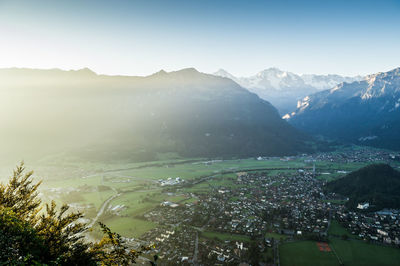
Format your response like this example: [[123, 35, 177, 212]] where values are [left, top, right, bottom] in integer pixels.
[[288, 67, 400, 150], [325, 164, 400, 210], [0, 68, 309, 162]]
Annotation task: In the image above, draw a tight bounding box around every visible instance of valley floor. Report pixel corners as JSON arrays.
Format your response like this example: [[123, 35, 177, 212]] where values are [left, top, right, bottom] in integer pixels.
[[4, 146, 399, 265]]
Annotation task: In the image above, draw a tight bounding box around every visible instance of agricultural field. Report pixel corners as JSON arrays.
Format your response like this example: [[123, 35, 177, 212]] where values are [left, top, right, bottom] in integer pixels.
[[328, 220, 357, 239], [93, 217, 157, 239], [281, 221, 400, 266], [330, 238, 400, 266], [201, 231, 251, 242], [280, 241, 338, 266]]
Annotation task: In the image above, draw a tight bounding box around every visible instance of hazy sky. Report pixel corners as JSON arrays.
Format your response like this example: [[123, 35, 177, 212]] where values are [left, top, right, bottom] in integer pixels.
[[0, 0, 399, 76]]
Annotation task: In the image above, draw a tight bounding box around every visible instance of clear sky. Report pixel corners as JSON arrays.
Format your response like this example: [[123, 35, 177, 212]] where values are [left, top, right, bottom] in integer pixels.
[[0, 0, 399, 76]]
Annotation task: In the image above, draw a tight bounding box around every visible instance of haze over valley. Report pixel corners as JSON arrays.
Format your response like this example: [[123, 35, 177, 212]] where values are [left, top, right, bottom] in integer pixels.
[[0, 67, 309, 164]]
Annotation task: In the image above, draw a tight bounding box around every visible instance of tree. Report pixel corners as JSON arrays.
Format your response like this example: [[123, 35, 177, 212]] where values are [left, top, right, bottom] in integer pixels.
[[92, 222, 154, 265], [248, 241, 260, 265], [0, 163, 42, 223], [0, 162, 153, 265], [0, 207, 45, 264]]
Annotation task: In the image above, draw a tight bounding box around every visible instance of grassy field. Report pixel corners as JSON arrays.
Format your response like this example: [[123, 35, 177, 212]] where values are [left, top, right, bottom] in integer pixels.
[[328, 220, 357, 239], [267, 169, 297, 176], [280, 241, 339, 266], [281, 221, 400, 266], [94, 217, 157, 238], [107, 189, 176, 217], [201, 231, 251, 242], [331, 238, 400, 266], [328, 221, 400, 266], [181, 197, 198, 204], [280, 240, 400, 266]]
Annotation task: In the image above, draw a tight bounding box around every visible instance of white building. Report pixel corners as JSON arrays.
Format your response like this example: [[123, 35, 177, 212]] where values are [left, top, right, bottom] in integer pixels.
[[357, 202, 369, 209]]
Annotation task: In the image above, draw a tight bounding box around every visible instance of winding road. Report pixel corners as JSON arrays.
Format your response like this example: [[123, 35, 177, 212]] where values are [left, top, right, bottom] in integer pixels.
[[192, 232, 199, 265], [87, 190, 120, 229]]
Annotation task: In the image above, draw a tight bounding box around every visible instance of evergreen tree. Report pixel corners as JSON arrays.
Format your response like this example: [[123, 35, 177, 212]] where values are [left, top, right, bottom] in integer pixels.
[[0, 162, 153, 265]]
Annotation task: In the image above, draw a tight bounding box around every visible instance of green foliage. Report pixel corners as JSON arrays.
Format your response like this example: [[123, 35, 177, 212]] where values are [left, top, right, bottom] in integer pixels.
[[325, 164, 400, 210], [280, 241, 338, 266], [0, 163, 153, 265], [92, 222, 153, 265], [0, 207, 45, 265], [0, 163, 41, 223]]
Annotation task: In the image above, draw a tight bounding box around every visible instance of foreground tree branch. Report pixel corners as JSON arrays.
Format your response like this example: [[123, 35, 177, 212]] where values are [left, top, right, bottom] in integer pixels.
[[0, 162, 154, 265]]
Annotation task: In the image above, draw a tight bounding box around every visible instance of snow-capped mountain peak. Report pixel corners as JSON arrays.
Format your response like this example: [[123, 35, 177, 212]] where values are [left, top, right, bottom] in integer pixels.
[[213, 67, 363, 114], [214, 69, 235, 79], [288, 67, 400, 150]]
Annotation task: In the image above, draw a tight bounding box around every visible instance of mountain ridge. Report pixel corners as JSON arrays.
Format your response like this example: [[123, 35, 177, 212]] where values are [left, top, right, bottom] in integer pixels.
[[288, 67, 400, 150], [0, 67, 310, 162], [213, 68, 363, 114]]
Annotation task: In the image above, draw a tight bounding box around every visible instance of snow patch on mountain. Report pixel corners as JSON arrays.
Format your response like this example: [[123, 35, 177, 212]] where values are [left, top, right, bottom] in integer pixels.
[[213, 68, 363, 115], [213, 68, 363, 92], [358, 136, 378, 141]]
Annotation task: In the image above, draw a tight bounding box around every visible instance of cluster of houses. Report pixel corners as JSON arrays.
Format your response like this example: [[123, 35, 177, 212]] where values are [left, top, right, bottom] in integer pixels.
[[108, 147, 400, 264], [197, 237, 250, 264], [311, 146, 400, 164], [137, 170, 345, 264], [158, 177, 184, 186], [200, 171, 337, 237], [108, 204, 125, 215], [139, 221, 252, 264], [336, 209, 400, 246], [140, 225, 196, 264]]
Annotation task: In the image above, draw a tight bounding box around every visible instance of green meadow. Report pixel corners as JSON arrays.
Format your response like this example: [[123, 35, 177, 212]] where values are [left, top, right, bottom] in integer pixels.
[[280, 241, 338, 266], [201, 231, 251, 242], [330, 238, 400, 266], [280, 221, 400, 266]]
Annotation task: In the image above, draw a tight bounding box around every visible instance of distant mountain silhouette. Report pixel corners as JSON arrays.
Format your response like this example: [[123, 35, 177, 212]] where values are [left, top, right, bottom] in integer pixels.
[[0, 68, 310, 162]]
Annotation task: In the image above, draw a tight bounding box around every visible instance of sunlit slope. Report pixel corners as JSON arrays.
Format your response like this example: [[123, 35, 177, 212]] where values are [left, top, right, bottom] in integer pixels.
[[288, 67, 400, 150], [0, 68, 309, 162]]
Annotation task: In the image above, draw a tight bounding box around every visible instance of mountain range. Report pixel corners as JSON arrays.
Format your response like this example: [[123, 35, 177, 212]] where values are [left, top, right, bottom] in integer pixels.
[[213, 68, 362, 114], [288, 67, 400, 150], [0, 67, 310, 162]]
